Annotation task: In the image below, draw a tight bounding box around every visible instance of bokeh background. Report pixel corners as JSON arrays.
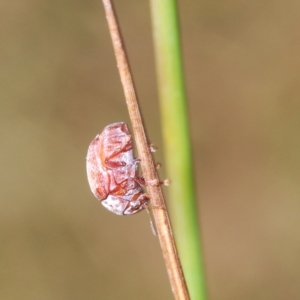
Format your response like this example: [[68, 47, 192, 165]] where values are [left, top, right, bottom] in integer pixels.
[[1, 0, 300, 299]]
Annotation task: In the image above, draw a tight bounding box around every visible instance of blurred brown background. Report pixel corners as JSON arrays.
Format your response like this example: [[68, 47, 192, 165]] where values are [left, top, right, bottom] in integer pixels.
[[1, 0, 300, 299]]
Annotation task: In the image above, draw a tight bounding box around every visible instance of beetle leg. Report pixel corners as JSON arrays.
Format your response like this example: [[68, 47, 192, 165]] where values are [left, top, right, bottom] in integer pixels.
[[108, 177, 127, 195], [121, 199, 131, 215], [105, 136, 132, 163], [154, 162, 161, 169], [144, 178, 170, 187], [121, 192, 150, 215], [160, 179, 170, 186], [148, 143, 158, 153], [134, 175, 146, 186], [102, 136, 133, 169], [105, 159, 126, 169], [133, 174, 170, 187]]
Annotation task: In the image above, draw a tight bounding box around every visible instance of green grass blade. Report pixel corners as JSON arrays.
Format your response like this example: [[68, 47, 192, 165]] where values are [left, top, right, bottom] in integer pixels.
[[149, 1, 207, 299]]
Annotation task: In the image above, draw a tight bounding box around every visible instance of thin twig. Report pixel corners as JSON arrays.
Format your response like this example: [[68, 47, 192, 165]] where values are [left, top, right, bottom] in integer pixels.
[[101, 1, 190, 299]]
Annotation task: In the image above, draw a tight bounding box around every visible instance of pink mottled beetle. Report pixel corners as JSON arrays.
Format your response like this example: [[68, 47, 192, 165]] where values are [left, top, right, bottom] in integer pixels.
[[86, 122, 150, 215]]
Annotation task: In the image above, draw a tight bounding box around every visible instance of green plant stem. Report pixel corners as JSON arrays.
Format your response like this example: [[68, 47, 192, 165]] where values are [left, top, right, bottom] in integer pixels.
[[149, 1, 207, 299]]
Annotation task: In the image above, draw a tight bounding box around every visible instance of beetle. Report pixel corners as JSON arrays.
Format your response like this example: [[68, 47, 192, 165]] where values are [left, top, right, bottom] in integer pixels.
[[86, 122, 150, 215]]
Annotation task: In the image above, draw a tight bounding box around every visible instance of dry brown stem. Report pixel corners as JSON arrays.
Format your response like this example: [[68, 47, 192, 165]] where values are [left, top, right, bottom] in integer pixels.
[[101, 1, 190, 299]]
